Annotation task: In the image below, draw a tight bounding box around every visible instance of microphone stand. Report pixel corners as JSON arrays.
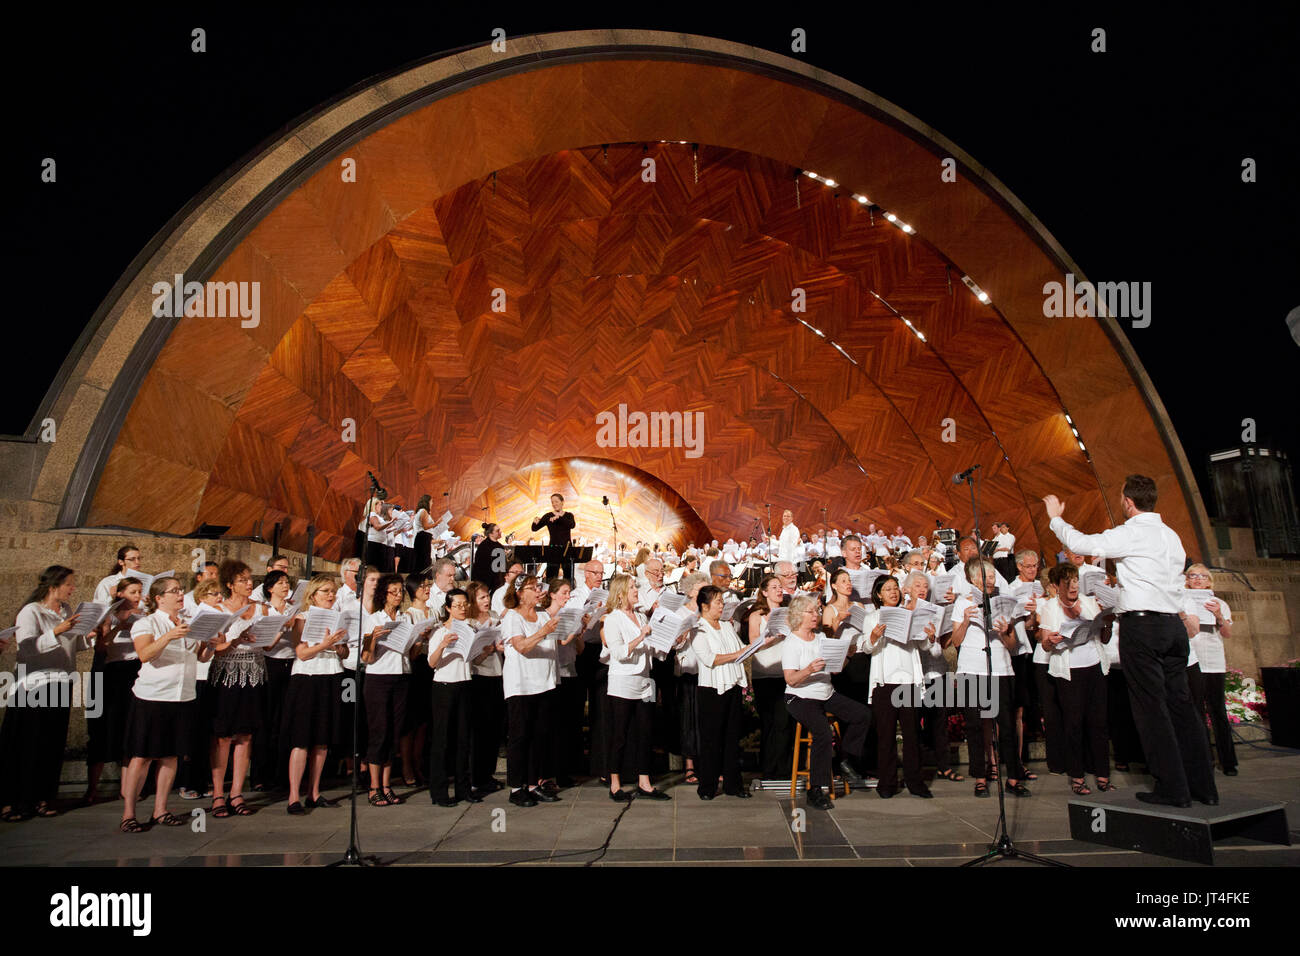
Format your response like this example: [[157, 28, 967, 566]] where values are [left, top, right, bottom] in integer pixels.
[[605, 499, 618, 587], [332, 479, 383, 866], [764, 504, 774, 565], [958, 467, 1064, 869]]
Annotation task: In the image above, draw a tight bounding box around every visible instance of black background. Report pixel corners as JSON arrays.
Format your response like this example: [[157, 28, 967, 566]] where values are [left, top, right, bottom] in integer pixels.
[[6, 2, 1297, 513]]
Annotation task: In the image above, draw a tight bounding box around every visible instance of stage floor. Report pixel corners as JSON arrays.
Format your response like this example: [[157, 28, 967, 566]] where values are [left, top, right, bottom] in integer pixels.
[[4, 744, 1297, 867]]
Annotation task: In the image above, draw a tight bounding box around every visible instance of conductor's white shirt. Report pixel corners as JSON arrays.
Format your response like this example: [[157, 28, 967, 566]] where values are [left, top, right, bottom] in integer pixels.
[[1049, 512, 1185, 614]]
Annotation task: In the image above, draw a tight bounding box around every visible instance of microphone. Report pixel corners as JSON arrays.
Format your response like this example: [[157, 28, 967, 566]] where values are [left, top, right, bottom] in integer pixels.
[[366, 471, 388, 499], [602, 496, 609, 507], [952, 465, 981, 484]]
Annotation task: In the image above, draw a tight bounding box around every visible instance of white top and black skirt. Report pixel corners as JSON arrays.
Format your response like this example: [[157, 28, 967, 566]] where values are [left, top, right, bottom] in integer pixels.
[[281, 616, 345, 751], [208, 606, 265, 737], [123, 609, 200, 759]]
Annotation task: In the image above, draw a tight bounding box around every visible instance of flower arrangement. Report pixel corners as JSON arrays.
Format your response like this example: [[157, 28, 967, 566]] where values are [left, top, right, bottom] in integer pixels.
[[1222, 668, 1267, 724], [742, 684, 757, 719], [947, 710, 966, 742]]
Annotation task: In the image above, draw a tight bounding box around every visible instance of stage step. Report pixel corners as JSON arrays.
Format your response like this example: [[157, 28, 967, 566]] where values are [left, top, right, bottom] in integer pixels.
[[1068, 792, 1291, 865]]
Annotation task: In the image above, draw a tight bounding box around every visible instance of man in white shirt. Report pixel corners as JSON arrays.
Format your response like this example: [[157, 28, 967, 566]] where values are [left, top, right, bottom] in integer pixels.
[[947, 537, 1010, 600], [1044, 474, 1216, 808], [569, 559, 604, 607], [776, 510, 800, 565], [428, 558, 457, 617], [636, 558, 666, 612], [891, 526, 913, 550]]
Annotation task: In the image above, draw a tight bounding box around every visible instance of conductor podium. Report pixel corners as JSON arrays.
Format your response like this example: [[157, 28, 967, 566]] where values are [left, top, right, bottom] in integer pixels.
[[509, 545, 593, 579]]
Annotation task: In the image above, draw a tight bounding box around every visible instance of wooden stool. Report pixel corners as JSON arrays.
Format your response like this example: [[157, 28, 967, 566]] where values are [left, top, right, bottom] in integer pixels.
[[790, 713, 850, 799]]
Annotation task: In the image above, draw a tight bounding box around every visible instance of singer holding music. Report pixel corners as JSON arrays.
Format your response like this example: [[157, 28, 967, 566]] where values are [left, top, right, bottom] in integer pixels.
[[532, 493, 577, 580]]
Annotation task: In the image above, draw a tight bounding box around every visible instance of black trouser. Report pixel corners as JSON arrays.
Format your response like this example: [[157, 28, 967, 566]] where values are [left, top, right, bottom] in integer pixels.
[[1120, 613, 1216, 803], [394, 543, 413, 574], [552, 676, 585, 779], [833, 658, 876, 773], [754, 676, 794, 778], [696, 685, 743, 797], [0, 699, 70, 812], [428, 680, 473, 800], [506, 691, 553, 789], [182, 680, 210, 792], [873, 683, 923, 792], [1055, 663, 1109, 780], [469, 674, 504, 788], [362, 674, 407, 765], [1106, 668, 1145, 765], [784, 691, 869, 791], [1197, 671, 1238, 771], [961, 674, 1025, 780], [608, 695, 654, 781], [917, 674, 951, 773], [256, 657, 293, 787], [1011, 653, 1034, 764], [1034, 662, 1066, 773], [575, 646, 603, 776]]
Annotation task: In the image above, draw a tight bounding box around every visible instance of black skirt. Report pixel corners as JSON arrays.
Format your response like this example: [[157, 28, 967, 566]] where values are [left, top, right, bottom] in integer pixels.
[[676, 672, 700, 758], [281, 673, 343, 749], [211, 680, 265, 737], [87, 658, 140, 764], [404, 655, 432, 734], [123, 696, 194, 760]]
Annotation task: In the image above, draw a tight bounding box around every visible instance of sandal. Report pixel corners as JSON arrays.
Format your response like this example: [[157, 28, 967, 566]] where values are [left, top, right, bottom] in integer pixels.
[[683, 769, 699, 785], [935, 769, 965, 782], [1022, 770, 1038, 781], [974, 781, 989, 798], [228, 796, 257, 816], [1, 808, 28, 823], [151, 811, 185, 827], [367, 788, 391, 807], [1096, 778, 1119, 792], [210, 796, 231, 819], [34, 802, 59, 818], [1070, 778, 1092, 795], [383, 787, 405, 805], [119, 817, 146, 833]]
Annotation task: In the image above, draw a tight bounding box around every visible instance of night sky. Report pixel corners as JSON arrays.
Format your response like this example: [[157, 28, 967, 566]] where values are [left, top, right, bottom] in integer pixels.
[[6, 4, 1296, 516]]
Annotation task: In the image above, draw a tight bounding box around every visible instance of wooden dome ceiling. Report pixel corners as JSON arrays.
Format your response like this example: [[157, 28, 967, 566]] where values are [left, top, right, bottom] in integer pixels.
[[57, 39, 1208, 562]]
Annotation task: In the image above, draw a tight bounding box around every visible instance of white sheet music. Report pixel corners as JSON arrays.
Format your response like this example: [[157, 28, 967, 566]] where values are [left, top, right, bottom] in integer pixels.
[[658, 591, 687, 613], [124, 569, 176, 593], [378, 620, 416, 655], [876, 607, 913, 644], [444, 620, 478, 658], [301, 607, 340, 645], [938, 602, 956, 636], [65, 602, 112, 638], [247, 614, 290, 647], [906, 599, 941, 640], [847, 603, 871, 634], [815, 635, 851, 674], [1057, 615, 1102, 647], [554, 604, 587, 638], [988, 594, 1021, 624], [847, 567, 886, 599], [734, 635, 766, 664], [765, 607, 792, 638], [584, 588, 609, 609], [646, 605, 697, 653], [469, 626, 502, 659], [930, 573, 956, 603], [185, 608, 239, 643], [1184, 589, 1217, 625], [1086, 578, 1120, 609]]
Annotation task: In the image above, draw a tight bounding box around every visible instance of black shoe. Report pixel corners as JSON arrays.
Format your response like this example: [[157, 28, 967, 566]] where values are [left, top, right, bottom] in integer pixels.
[[840, 756, 864, 780], [508, 789, 537, 808], [609, 789, 632, 803], [1223, 768, 1238, 777], [909, 785, 934, 799], [459, 791, 484, 804], [556, 776, 576, 788], [806, 787, 834, 811], [877, 788, 896, 799], [724, 789, 753, 799], [1005, 782, 1031, 797], [539, 780, 560, 795], [1194, 793, 1220, 806], [286, 801, 306, 815], [1135, 791, 1191, 809], [479, 779, 504, 794], [698, 791, 716, 801], [435, 796, 460, 807], [530, 787, 560, 803], [636, 787, 671, 801], [307, 795, 338, 808]]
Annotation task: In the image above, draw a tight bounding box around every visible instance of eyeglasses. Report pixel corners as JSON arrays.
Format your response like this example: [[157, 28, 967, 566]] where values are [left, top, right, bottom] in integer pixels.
[[1186, 574, 1211, 581], [161, 587, 184, 596]]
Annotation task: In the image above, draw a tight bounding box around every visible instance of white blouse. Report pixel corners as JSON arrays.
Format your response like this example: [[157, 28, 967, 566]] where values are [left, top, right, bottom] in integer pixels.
[[94, 573, 129, 605], [130, 610, 200, 702], [501, 609, 556, 698], [750, 609, 786, 678], [604, 609, 658, 702], [1188, 594, 1231, 674], [469, 615, 503, 677], [260, 602, 298, 661], [691, 619, 746, 694], [365, 609, 411, 676], [429, 625, 472, 684], [291, 611, 345, 677], [6, 601, 87, 700], [953, 594, 1014, 677], [782, 632, 832, 700], [863, 617, 926, 703], [1038, 595, 1108, 679]]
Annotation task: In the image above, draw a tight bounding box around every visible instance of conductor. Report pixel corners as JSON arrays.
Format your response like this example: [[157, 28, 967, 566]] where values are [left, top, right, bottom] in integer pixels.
[[532, 493, 576, 580], [1043, 474, 1217, 808]]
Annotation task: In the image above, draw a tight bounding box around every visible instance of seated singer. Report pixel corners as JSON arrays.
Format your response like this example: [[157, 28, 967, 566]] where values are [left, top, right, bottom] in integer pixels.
[[531, 493, 577, 580]]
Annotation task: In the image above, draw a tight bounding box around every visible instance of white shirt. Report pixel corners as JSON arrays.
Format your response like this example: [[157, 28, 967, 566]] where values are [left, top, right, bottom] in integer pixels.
[[604, 609, 658, 702], [636, 583, 665, 614], [291, 613, 345, 677], [993, 532, 1015, 556], [501, 609, 556, 698], [364, 609, 410, 675], [429, 625, 472, 683], [130, 609, 199, 702], [94, 573, 129, 606], [1049, 512, 1186, 613], [691, 619, 746, 694], [863, 618, 926, 702], [953, 594, 1014, 677], [260, 602, 298, 660], [491, 584, 510, 617], [778, 523, 801, 564], [1188, 594, 1230, 673], [750, 609, 786, 678], [782, 632, 832, 700], [6, 601, 87, 700], [1038, 595, 1108, 678], [469, 615, 503, 677]]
